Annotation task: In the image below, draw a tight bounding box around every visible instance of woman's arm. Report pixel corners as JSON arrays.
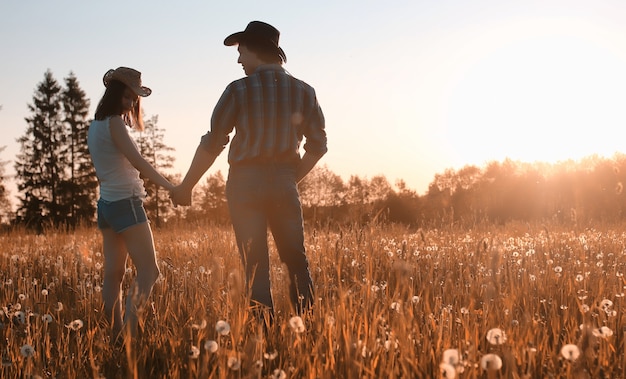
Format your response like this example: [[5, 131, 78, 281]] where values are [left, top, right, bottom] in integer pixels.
[[109, 116, 175, 191]]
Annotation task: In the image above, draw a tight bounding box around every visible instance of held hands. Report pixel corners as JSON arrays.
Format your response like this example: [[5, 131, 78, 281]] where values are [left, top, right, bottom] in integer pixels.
[[169, 185, 192, 207]]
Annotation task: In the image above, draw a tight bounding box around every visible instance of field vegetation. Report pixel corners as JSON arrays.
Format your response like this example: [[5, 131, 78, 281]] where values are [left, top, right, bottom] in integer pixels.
[[1, 220, 625, 378]]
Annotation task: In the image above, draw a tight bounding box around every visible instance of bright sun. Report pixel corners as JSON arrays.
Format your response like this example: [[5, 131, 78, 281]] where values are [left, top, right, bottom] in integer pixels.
[[440, 17, 626, 167]]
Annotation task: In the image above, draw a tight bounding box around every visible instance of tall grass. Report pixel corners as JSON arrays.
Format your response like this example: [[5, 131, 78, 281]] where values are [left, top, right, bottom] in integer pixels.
[[0, 222, 624, 378]]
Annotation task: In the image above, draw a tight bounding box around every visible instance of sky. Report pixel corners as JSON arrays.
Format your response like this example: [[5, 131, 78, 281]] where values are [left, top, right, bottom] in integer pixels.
[[2, 0, 626, 206]]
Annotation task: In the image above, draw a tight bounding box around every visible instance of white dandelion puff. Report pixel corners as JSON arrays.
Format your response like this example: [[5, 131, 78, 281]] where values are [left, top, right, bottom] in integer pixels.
[[42, 314, 53, 324], [289, 316, 306, 334], [600, 299, 613, 310], [390, 301, 402, 313], [480, 353, 503, 371], [442, 349, 460, 366], [486, 328, 507, 345], [576, 274, 584, 282], [264, 350, 279, 360], [215, 320, 230, 336], [191, 319, 207, 330], [272, 369, 287, 379], [593, 326, 614, 338], [20, 344, 35, 358], [227, 355, 241, 370], [67, 319, 84, 331], [189, 346, 200, 359], [15, 311, 26, 324], [41, 289, 48, 296], [204, 340, 218, 353], [561, 344, 580, 362], [439, 363, 456, 378]]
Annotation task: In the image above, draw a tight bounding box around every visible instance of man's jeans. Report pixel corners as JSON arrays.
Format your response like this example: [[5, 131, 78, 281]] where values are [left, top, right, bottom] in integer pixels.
[[226, 163, 314, 314]]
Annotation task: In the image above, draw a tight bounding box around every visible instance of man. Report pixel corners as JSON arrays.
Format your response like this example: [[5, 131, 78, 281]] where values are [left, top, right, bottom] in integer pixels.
[[171, 21, 327, 320]]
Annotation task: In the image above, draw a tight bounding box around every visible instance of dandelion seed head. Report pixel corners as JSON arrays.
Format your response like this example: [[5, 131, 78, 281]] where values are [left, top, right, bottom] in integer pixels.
[[390, 301, 402, 313], [486, 328, 507, 345], [600, 299, 613, 311], [439, 363, 457, 378], [191, 319, 207, 330], [594, 326, 614, 338], [272, 369, 287, 379], [264, 350, 279, 360], [561, 344, 580, 362], [227, 355, 241, 370], [576, 274, 584, 282], [215, 320, 230, 335], [67, 319, 84, 330], [480, 353, 503, 371], [42, 314, 53, 324], [204, 340, 218, 353], [15, 311, 26, 324], [189, 346, 200, 359], [442, 349, 460, 366], [41, 289, 48, 296], [20, 344, 35, 358], [289, 316, 306, 334]]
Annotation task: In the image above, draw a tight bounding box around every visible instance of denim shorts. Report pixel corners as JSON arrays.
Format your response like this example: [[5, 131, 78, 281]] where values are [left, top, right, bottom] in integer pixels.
[[97, 196, 148, 233]]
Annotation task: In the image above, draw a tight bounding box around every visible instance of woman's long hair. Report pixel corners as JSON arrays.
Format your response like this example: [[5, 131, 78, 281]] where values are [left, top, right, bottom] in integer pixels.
[[94, 80, 145, 131]]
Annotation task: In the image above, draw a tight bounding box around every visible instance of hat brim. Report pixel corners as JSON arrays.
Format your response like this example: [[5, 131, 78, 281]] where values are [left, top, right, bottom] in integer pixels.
[[224, 31, 244, 46], [131, 86, 152, 97], [223, 33, 287, 62]]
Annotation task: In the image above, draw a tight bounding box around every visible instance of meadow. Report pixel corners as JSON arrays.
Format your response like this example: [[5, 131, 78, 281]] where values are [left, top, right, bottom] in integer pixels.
[[0, 221, 625, 378]]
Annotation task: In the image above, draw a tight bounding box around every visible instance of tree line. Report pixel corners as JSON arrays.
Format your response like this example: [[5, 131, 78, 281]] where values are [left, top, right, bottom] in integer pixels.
[[1, 70, 626, 231]]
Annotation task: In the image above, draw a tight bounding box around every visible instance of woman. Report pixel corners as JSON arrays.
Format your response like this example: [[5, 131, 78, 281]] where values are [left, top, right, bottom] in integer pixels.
[[87, 67, 173, 342]]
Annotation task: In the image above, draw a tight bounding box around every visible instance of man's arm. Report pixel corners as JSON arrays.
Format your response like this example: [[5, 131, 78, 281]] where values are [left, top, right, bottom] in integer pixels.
[[170, 145, 219, 206], [296, 152, 324, 184]]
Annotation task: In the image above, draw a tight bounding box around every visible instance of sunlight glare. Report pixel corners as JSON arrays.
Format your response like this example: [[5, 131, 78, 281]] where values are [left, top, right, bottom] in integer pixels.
[[440, 18, 626, 166]]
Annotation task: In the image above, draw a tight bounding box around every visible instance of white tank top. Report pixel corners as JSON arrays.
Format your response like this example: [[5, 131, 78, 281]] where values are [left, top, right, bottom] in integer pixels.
[[87, 117, 146, 201]]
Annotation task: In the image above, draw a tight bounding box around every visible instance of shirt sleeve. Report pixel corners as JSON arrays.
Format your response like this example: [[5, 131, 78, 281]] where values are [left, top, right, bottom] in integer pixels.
[[302, 92, 328, 156], [199, 86, 236, 155]]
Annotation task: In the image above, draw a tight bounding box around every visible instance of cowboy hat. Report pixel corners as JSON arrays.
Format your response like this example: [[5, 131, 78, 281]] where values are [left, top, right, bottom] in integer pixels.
[[103, 67, 152, 97], [224, 21, 287, 63]]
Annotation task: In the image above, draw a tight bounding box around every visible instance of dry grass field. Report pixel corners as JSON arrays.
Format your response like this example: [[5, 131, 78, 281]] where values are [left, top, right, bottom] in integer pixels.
[[1, 221, 625, 378]]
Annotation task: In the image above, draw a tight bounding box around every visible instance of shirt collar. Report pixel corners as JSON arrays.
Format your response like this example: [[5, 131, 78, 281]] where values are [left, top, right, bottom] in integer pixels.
[[254, 64, 285, 73]]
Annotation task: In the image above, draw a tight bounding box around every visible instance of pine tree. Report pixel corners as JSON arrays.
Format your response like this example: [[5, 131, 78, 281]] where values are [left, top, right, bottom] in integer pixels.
[[0, 145, 12, 225], [133, 115, 175, 227], [14, 70, 67, 230], [61, 72, 97, 227]]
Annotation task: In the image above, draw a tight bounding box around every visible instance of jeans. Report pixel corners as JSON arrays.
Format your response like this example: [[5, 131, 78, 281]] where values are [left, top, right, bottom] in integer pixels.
[[226, 163, 313, 314]]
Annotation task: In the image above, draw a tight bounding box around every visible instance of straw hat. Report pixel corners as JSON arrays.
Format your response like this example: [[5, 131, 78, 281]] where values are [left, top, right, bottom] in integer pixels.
[[102, 67, 152, 97]]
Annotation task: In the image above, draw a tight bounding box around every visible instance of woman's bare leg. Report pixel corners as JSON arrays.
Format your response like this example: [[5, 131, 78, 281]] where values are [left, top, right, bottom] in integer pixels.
[[119, 222, 161, 337], [101, 228, 128, 341]]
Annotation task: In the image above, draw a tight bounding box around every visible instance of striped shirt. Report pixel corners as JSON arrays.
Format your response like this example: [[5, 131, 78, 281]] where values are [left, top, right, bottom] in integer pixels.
[[199, 64, 327, 165]]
